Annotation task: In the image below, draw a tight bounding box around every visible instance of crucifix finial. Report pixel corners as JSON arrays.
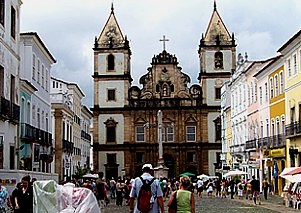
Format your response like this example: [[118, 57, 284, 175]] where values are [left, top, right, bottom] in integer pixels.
[[159, 35, 169, 51], [214, 0, 217, 11], [111, 2, 114, 14]]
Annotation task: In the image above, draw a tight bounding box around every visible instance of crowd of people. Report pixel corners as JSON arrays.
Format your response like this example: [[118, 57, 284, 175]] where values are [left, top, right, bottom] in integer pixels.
[[0, 168, 271, 213]]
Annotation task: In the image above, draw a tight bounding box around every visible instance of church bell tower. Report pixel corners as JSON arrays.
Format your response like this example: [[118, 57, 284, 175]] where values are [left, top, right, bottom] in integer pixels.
[[198, 1, 236, 105], [92, 3, 132, 172]]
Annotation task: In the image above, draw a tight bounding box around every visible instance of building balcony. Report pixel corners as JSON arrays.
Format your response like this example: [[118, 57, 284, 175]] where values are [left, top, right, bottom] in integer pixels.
[[269, 134, 286, 148], [20, 123, 52, 146], [10, 102, 20, 124], [39, 146, 54, 163], [63, 139, 74, 154], [81, 130, 91, 141], [286, 121, 301, 138], [246, 139, 257, 149], [0, 96, 20, 124], [0, 96, 11, 120], [258, 137, 271, 149], [246, 135, 285, 150]]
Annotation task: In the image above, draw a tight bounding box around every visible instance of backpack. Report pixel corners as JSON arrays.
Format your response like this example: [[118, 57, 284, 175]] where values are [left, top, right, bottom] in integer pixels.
[[137, 177, 155, 213]]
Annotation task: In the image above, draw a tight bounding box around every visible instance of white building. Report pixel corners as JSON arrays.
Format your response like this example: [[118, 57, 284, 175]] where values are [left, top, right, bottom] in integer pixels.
[[50, 77, 85, 182], [229, 53, 252, 171], [0, 0, 22, 169], [80, 105, 92, 169], [221, 81, 231, 169], [19, 32, 56, 172]]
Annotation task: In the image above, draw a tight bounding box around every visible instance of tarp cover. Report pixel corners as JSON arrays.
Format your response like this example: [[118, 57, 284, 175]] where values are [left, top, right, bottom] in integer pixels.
[[33, 180, 101, 213]]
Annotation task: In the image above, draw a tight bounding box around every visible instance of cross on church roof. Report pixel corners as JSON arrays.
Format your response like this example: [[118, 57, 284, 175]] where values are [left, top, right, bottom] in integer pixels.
[[159, 35, 169, 51]]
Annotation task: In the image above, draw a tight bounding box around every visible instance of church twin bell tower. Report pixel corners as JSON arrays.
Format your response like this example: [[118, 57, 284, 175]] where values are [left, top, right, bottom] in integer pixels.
[[92, 2, 236, 179]]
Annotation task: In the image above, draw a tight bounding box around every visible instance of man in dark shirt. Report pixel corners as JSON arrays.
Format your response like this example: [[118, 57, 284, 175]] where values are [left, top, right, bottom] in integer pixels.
[[96, 171, 108, 208], [15, 175, 33, 213], [250, 175, 261, 205]]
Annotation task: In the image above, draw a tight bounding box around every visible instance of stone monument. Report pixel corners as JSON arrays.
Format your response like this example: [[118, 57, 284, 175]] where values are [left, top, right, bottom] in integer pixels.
[[153, 110, 169, 178]]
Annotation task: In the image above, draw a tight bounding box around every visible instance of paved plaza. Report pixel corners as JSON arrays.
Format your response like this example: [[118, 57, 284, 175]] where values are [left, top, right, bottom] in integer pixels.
[[100, 194, 300, 213]]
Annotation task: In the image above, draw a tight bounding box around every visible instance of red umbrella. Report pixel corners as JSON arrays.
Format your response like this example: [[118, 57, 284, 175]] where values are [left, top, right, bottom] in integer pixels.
[[286, 167, 301, 175]]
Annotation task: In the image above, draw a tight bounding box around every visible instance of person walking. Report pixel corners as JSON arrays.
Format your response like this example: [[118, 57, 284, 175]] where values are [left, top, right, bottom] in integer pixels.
[[15, 175, 33, 213], [229, 179, 235, 199], [214, 178, 221, 198], [96, 171, 108, 208], [0, 182, 9, 213], [129, 163, 164, 213], [167, 176, 195, 213], [250, 175, 261, 205], [10, 182, 21, 213], [263, 178, 269, 200], [109, 177, 116, 199], [116, 179, 124, 206], [196, 178, 204, 198]]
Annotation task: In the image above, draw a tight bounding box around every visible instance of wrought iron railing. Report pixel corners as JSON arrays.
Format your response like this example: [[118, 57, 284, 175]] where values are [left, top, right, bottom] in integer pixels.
[[286, 121, 301, 137], [81, 130, 91, 141], [63, 139, 74, 154], [20, 123, 52, 146], [0, 96, 11, 120]]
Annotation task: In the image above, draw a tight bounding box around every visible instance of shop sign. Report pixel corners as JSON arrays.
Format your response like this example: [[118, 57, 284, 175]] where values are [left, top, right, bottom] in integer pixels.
[[270, 148, 285, 157], [248, 159, 260, 168]]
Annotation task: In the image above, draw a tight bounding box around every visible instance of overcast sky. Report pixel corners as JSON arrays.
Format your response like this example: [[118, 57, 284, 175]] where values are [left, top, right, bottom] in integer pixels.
[[20, 0, 301, 107]]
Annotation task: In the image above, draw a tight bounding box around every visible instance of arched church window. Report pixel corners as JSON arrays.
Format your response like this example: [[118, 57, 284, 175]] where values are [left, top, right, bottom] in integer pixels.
[[108, 54, 115, 71], [214, 51, 223, 69]]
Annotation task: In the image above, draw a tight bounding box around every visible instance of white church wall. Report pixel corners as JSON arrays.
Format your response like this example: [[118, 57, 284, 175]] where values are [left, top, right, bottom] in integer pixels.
[[98, 114, 124, 144]]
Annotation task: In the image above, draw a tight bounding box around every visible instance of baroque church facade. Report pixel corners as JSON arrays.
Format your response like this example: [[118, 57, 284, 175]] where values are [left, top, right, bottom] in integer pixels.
[[92, 3, 236, 179]]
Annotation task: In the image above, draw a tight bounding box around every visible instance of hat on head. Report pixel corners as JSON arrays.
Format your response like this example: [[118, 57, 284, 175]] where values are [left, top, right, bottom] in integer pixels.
[[142, 163, 153, 170]]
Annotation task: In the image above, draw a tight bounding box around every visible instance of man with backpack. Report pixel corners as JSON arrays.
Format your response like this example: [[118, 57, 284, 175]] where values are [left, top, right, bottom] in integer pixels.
[[129, 164, 164, 213]]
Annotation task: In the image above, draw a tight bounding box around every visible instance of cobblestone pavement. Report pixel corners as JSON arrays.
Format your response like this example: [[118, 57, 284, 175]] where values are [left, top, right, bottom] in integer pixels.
[[100, 193, 296, 213]]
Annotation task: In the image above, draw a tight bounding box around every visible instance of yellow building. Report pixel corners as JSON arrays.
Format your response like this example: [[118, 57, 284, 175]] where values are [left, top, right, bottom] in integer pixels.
[[278, 30, 301, 170], [268, 58, 285, 195]]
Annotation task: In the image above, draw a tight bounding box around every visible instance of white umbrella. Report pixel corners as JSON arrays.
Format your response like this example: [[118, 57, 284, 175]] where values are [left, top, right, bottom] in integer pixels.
[[224, 169, 247, 177], [280, 173, 301, 183], [83, 173, 98, 179], [197, 174, 209, 180], [279, 167, 298, 177]]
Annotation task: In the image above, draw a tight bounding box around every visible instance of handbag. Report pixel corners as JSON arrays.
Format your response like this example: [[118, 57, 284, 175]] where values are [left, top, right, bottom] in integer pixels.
[[168, 191, 177, 213]]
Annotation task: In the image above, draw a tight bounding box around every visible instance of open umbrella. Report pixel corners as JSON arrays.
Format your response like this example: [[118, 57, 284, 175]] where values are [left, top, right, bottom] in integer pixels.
[[280, 173, 301, 183], [83, 173, 98, 179], [279, 167, 298, 177], [197, 174, 209, 180], [179, 172, 196, 177], [224, 169, 247, 177], [286, 167, 301, 175]]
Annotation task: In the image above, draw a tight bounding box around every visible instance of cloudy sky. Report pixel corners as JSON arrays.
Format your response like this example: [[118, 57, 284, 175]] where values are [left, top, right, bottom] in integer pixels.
[[20, 0, 301, 107]]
